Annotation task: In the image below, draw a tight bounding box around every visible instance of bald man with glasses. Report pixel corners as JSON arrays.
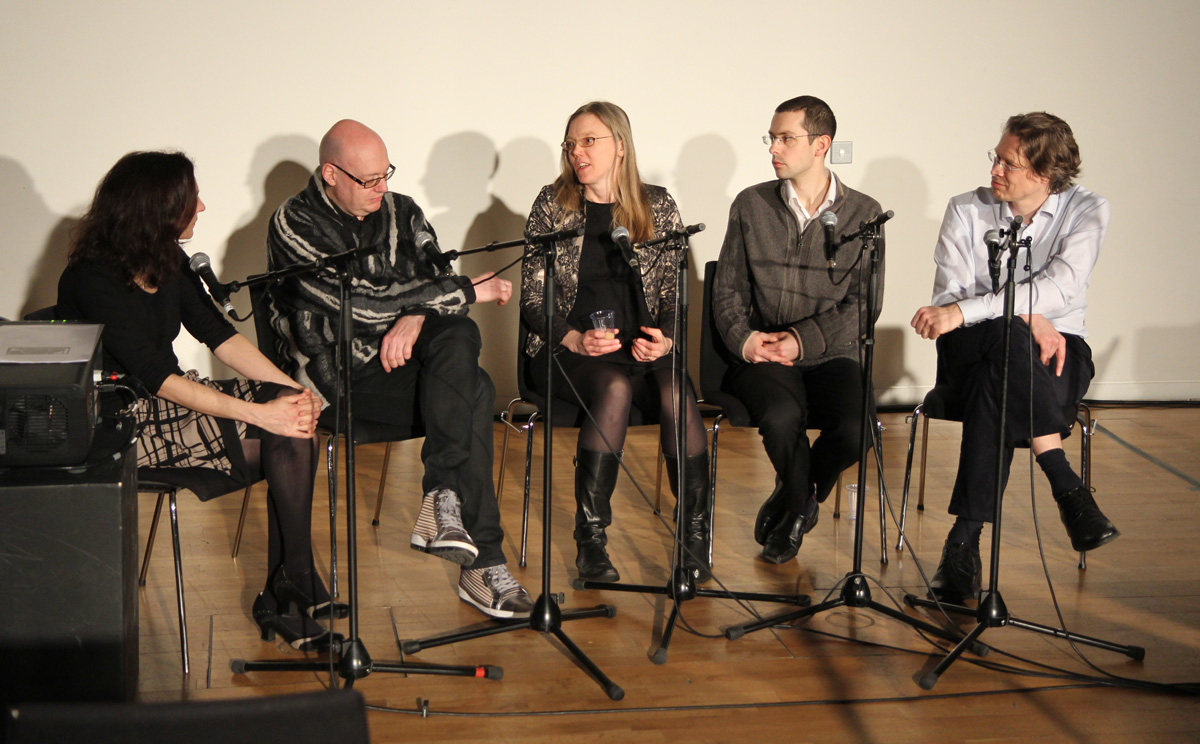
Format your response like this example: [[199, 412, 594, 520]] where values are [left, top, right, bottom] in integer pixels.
[[265, 119, 533, 620], [911, 111, 1119, 604]]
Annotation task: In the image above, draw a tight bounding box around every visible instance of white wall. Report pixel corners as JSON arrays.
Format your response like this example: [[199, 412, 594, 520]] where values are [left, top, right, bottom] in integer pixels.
[[3, 0, 1197, 407]]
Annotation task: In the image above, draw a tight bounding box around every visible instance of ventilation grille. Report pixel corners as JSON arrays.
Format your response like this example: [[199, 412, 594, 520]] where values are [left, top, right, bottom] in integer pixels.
[[6, 395, 70, 453]]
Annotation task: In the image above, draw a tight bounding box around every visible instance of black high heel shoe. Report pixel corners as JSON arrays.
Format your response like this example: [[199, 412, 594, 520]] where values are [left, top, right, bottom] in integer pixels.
[[271, 567, 350, 620], [251, 591, 342, 651]]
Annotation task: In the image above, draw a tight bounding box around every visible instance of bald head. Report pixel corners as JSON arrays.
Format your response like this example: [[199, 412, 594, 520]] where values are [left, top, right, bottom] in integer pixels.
[[320, 119, 384, 165], [318, 119, 392, 219]]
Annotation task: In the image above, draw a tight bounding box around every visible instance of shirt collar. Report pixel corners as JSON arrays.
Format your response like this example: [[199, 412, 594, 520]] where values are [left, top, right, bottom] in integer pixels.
[[783, 169, 838, 219]]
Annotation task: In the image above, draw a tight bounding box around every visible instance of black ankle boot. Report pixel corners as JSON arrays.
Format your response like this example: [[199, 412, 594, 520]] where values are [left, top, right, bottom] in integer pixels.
[[667, 452, 713, 583], [574, 446, 621, 582], [252, 590, 342, 652], [271, 566, 349, 619]]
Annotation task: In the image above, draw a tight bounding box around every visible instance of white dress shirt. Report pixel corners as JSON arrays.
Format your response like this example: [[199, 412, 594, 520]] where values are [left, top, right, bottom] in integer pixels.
[[783, 170, 838, 233], [931, 184, 1109, 337]]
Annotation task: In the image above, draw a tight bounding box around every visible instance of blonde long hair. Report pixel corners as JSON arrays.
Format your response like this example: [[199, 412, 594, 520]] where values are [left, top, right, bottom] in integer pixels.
[[551, 101, 654, 243]]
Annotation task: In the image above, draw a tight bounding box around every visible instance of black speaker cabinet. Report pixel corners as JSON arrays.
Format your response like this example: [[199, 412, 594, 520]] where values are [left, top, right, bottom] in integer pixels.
[[0, 446, 138, 704]]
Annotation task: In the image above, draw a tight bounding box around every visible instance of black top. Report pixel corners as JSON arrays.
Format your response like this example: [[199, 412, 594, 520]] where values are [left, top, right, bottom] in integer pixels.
[[567, 201, 644, 362], [56, 248, 237, 395]]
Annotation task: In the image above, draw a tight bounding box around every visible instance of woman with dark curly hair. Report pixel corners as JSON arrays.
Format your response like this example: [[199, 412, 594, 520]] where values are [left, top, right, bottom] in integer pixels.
[[57, 150, 339, 650], [522, 102, 711, 584]]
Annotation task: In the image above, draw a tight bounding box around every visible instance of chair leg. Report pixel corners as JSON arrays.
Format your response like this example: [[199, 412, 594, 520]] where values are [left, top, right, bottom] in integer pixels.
[[897, 404, 924, 552], [231, 484, 253, 559], [168, 490, 189, 675], [654, 441, 664, 515], [834, 470, 843, 517], [496, 397, 522, 504], [371, 441, 394, 526], [917, 413, 931, 511], [140, 492, 166, 587], [1077, 403, 1096, 570], [519, 411, 540, 568], [874, 419, 888, 564]]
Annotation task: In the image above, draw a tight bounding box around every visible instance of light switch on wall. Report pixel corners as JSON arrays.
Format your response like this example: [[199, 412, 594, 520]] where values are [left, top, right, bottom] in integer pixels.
[[831, 141, 853, 164]]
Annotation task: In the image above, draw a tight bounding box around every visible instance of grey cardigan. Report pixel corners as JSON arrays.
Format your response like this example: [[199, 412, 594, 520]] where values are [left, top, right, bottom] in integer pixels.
[[712, 176, 885, 368]]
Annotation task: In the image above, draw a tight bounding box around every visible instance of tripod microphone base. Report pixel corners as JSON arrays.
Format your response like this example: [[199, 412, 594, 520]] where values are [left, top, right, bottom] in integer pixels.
[[905, 590, 1144, 661], [529, 592, 563, 632], [230, 636, 500, 683]]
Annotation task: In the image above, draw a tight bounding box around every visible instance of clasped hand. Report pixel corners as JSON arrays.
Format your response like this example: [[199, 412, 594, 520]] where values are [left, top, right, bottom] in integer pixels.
[[565, 326, 672, 361], [742, 330, 798, 364], [259, 388, 320, 439]]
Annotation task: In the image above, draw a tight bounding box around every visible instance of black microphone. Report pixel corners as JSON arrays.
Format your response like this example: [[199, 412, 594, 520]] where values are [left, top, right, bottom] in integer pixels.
[[188, 252, 235, 317], [526, 226, 585, 244], [611, 225, 639, 269], [833, 209, 894, 247], [819, 211, 839, 269], [985, 228, 1003, 294], [860, 209, 895, 232], [416, 230, 452, 274], [636, 223, 707, 250]]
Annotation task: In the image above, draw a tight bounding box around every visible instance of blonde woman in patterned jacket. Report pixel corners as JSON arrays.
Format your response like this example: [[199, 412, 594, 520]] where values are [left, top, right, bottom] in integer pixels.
[[521, 101, 711, 584]]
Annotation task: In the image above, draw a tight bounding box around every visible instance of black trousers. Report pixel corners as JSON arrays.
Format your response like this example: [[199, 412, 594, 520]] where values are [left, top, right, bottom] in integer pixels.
[[939, 318, 1094, 522], [351, 314, 505, 568], [729, 357, 866, 512]]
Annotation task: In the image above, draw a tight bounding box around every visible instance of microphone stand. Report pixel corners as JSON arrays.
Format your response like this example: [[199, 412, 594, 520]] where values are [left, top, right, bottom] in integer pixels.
[[399, 232, 626, 701], [576, 236, 812, 665], [721, 217, 980, 651], [905, 234, 1143, 689], [229, 245, 500, 685]]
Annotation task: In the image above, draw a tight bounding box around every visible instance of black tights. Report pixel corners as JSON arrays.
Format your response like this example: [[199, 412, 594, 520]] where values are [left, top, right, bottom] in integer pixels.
[[565, 362, 706, 458], [240, 389, 320, 590]]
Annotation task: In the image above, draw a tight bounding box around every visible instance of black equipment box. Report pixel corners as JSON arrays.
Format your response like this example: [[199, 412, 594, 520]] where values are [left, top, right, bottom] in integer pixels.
[[0, 322, 103, 467]]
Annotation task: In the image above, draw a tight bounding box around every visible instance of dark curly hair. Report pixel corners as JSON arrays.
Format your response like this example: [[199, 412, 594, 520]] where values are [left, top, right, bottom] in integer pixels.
[[69, 151, 198, 289], [1004, 112, 1081, 194]]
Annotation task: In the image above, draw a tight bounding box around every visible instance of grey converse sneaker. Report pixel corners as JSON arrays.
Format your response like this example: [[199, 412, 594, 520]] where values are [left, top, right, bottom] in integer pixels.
[[410, 488, 478, 565], [457, 565, 534, 619]]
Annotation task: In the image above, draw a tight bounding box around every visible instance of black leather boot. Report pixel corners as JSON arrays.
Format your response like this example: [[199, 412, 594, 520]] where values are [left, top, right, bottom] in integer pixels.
[[574, 446, 621, 582], [667, 452, 713, 583]]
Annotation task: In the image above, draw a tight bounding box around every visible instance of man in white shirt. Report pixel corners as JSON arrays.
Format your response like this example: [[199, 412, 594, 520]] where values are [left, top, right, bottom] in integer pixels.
[[911, 112, 1119, 603]]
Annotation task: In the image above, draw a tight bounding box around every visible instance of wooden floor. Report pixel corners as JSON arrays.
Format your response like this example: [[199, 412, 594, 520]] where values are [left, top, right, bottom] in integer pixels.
[[133, 406, 1200, 743]]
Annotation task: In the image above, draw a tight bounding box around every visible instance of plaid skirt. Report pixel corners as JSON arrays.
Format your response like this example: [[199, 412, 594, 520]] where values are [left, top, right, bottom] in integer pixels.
[[135, 370, 262, 482]]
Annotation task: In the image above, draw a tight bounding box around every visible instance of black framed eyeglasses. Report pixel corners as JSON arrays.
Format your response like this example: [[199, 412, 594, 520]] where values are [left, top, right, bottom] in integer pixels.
[[330, 162, 396, 188]]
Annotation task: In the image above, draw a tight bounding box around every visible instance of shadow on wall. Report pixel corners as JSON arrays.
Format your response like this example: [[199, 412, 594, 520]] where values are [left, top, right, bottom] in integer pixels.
[[0, 158, 79, 320], [673, 134, 737, 381], [223, 135, 318, 334], [857, 157, 942, 404], [209, 136, 316, 378], [421, 132, 557, 411]]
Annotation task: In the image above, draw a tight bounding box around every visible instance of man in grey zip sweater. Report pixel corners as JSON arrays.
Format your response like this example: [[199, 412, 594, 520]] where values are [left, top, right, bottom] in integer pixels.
[[714, 95, 885, 565]]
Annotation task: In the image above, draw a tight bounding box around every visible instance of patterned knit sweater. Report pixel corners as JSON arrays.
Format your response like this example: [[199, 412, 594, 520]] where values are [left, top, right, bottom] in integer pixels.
[[266, 173, 474, 404]]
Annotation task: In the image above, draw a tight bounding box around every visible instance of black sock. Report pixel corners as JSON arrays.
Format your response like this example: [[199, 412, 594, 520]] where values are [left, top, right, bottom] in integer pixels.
[[948, 517, 984, 548], [803, 493, 819, 519], [1036, 448, 1083, 499]]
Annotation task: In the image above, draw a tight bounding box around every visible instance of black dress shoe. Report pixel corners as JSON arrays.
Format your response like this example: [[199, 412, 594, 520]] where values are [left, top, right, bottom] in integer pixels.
[[928, 540, 982, 604], [1056, 486, 1120, 552], [754, 479, 788, 546], [251, 592, 342, 652], [760, 503, 819, 564]]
